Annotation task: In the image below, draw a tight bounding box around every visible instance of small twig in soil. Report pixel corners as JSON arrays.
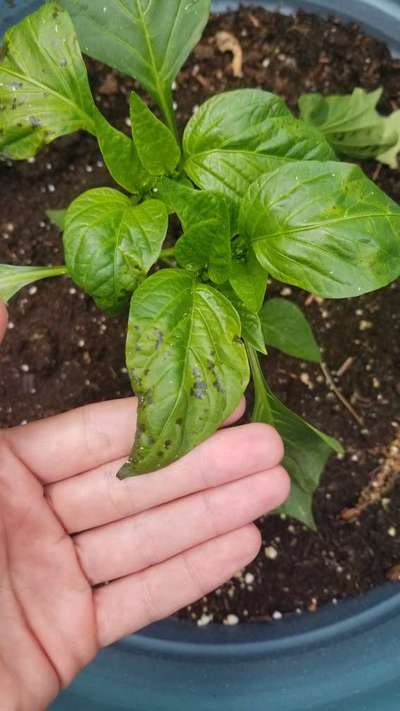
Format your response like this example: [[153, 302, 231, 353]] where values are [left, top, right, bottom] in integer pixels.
[[215, 31, 243, 77], [194, 73, 211, 89], [341, 431, 400, 522], [320, 362, 364, 427], [305, 294, 324, 306], [372, 163, 382, 182], [248, 12, 261, 28], [336, 356, 354, 378]]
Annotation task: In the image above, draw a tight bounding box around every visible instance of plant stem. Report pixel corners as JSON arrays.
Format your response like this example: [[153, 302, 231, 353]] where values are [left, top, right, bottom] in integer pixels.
[[245, 341, 273, 424], [160, 246, 176, 259], [159, 87, 179, 141]]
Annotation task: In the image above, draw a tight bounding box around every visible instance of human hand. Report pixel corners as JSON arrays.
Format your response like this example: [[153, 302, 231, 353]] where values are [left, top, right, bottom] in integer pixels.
[[0, 303, 289, 711]]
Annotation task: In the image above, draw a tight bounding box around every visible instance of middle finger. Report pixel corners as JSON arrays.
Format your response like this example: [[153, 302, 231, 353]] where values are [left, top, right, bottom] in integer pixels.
[[46, 423, 284, 534], [73, 465, 289, 585]]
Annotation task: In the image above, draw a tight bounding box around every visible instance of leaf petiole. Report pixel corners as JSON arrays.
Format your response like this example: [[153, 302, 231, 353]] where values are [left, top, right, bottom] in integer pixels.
[[159, 246, 176, 260], [246, 341, 273, 424], [0, 264, 68, 303]]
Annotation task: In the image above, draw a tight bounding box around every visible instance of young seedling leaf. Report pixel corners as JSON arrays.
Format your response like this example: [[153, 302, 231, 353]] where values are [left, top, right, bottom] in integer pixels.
[[60, 0, 211, 130], [260, 298, 321, 363], [119, 269, 249, 477], [0, 264, 68, 303], [156, 178, 234, 283], [299, 88, 397, 159], [46, 209, 67, 231], [240, 160, 400, 298], [248, 346, 341, 529], [230, 241, 268, 313], [63, 188, 168, 315], [183, 89, 335, 200], [378, 110, 400, 169], [94, 111, 151, 194], [0, 3, 96, 160], [130, 93, 181, 176]]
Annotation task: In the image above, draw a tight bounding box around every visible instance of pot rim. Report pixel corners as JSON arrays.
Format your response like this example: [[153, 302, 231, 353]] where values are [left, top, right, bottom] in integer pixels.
[[212, 0, 400, 52], [120, 584, 400, 659]]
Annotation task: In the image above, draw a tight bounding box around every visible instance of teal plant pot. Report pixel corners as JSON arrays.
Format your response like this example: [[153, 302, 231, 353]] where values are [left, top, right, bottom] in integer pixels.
[[1, 2, 400, 710]]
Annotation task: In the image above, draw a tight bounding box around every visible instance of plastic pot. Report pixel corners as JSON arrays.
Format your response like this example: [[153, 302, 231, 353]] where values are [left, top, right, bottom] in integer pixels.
[[1, 2, 400, 710]]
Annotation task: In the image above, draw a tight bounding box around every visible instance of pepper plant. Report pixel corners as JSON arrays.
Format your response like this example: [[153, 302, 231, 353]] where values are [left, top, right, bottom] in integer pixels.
[[1, 1, 400, 528]]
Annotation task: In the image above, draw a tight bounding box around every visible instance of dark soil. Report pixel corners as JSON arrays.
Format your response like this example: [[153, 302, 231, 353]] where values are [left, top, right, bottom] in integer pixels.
[[1, 6, 400, 624]]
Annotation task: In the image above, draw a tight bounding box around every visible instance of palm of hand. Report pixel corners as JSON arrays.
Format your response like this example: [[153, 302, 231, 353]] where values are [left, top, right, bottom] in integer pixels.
[[0, 391, 287, 711], [0, 441, 96, 709]]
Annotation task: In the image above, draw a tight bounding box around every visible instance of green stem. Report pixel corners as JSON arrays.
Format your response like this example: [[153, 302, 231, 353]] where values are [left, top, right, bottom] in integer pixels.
[[159, 87, 179, 141], [245, 341, 273, 424], [160, 246, 176, 259]]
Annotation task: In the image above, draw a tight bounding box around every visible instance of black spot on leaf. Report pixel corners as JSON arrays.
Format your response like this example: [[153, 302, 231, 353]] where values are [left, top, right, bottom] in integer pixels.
[[154, 329, 164, 349], [191, 380, 207, 399]]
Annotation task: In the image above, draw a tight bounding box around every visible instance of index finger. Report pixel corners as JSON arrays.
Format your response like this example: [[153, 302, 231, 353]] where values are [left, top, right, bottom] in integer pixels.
[[4, 397, 245, 484]]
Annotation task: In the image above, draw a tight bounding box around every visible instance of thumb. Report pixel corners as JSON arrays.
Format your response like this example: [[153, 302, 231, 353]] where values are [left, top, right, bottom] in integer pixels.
[[0, 302, 8, 343]]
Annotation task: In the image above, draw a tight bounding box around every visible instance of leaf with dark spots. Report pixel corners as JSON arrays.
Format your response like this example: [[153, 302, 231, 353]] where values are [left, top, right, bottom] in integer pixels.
[[0, 3, 96, 159], [119, 269, 249, 477]]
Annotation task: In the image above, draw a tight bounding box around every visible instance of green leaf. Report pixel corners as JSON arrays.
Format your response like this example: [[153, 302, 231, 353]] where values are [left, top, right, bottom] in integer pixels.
[[299, 88, 397, 159], [119, 269, 249, 477], [0, 3, 151, 193], [94, 111, 151, 194], [230, 242, 267, 313], [60, 0, 210, 131], [269, 388, 342, 529], [183, 89, 335, 201], [63, 188, 168, 315], [183, 89, 292, 155], [260, 298, 321, 363], [156, 178, 233, 283], [280, 481, 316, 531], [183, 150, 281, 202], [0, 3, 96, 160], [218, 283, 266, 354], [46, 209, 66, 231], [240, 160, 400, 298], [130, 93, 181, 176], [0, 264, 67, 302], [247, 346, 342, 529], [378, 110, 400, 169]]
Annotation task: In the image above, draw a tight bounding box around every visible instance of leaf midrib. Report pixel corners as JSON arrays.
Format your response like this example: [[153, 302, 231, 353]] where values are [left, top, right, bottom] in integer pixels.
[[136, 275, 197, 466], [1, 65, 95, 133], [136, 0, 167, 115], [251, 211, 400, 242]]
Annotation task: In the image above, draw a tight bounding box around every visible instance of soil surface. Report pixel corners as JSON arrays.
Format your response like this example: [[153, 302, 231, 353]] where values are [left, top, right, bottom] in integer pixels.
[[1, 6, 400, 624]]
